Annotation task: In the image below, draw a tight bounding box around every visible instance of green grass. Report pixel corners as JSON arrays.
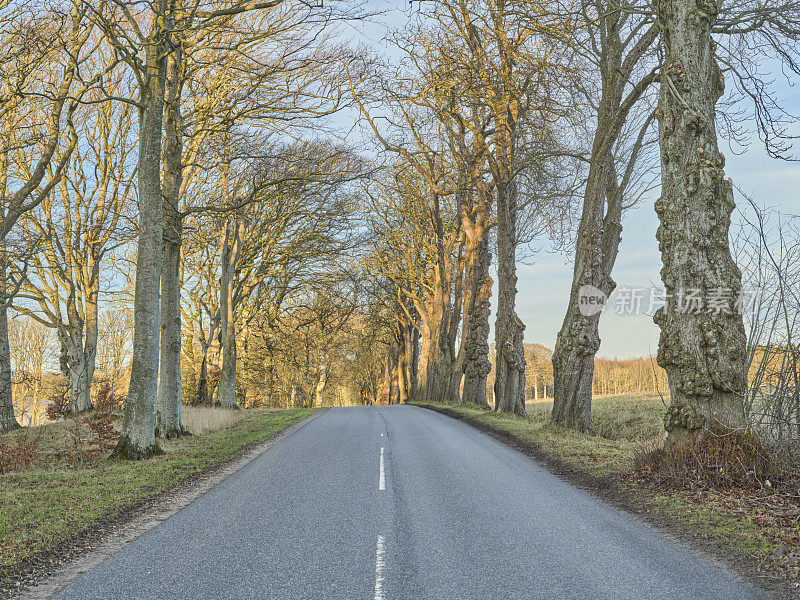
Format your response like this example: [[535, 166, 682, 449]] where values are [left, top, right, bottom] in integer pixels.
[[414, 397, 788, 565], [418, 395, 667, 477], [0, 408, 315, 574]]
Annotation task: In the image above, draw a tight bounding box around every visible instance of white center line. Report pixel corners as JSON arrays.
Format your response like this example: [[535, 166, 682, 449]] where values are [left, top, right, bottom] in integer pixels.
[[379, 447, 386, 490], [373, 535, 386, 600]]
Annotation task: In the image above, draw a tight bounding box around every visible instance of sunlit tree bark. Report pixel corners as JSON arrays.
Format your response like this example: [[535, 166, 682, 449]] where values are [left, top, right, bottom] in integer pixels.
[[654, 0, 748, 439]]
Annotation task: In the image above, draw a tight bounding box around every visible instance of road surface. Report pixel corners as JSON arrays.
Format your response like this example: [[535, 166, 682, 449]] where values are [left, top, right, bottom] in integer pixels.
[[51, 405, 771, 600]]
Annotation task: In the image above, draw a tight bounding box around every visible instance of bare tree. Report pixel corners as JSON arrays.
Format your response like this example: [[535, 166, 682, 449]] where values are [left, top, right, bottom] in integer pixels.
[[0, 0, 99, 431], [8, 315, 52, 426], [16, 61, 135, 414], [734, 197, 800, 444], [424, 0, 578, 415], [551, 0, 659, 432]]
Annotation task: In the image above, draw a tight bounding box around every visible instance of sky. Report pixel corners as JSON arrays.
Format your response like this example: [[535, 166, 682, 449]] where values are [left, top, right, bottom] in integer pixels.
[[345, 2, 800, 359]]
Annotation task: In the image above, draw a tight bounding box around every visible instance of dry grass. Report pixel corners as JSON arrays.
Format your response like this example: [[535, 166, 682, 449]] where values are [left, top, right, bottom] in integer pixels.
[[181, 407, 247, 436], [634, 425, 798, 490], [526, 393, 668, 441]]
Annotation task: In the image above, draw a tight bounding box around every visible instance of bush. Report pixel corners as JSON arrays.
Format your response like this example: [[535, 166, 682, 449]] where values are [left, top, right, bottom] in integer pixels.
[[67, 412, 120, 464], [633, 425, 798, 491], [93, 382, 123, 414], [45, 390, 70, 421], [0, 436, 36, 473]]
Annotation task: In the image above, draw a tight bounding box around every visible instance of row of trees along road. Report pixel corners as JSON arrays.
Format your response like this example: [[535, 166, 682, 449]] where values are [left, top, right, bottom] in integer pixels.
[[354, 0, 800, 439], [0, 0, 364, 458], [1, 0, 799, 453]]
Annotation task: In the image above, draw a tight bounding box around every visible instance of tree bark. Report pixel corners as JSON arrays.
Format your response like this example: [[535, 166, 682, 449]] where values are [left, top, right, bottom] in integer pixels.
[[115, 7, 169, 459], [218, 219, 242, 409], [654, 0, 747, 438], [314, 348, 327, 407], [494, 180, 528, 417], [0, 301, 18, 431], [156, 44, 187, 438], [460, 193, 492, 409]]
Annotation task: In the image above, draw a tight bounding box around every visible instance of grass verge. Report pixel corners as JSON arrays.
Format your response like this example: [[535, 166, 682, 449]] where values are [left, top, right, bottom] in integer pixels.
[[414, 398, 799, 599], [0, 408, 315, 591]]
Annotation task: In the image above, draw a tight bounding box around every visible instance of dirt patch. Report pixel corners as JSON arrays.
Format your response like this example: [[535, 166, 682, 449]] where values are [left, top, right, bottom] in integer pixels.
[[2, 410, 324, 600], [417, 403, 796, 600]]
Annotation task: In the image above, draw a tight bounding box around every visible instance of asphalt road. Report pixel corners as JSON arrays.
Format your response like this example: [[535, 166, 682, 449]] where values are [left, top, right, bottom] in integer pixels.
[[52, 405, 772, 600]]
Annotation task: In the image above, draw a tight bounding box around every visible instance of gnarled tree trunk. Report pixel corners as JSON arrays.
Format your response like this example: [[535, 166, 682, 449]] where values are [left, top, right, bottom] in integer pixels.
[[551, 154, 621, 432], [461, 196, 492, 409], [550, 11, 657, 433], [654, 0, 747, 439], [494, 180, 528, 417]]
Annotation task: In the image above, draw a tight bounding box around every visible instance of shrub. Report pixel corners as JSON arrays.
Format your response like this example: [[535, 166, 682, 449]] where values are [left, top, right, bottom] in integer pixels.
[[633, 424, 798, 491], [67, 412, 120, 464], [45, 390, 70, 421], [0, 436, 36, 473], [93, 382, 123, 414]]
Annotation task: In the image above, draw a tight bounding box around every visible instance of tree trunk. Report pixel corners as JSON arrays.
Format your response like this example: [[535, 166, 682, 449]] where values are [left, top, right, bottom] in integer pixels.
[[84, 291, 98, 410], [115, 8, 169, 459], [494, 182, 527, 417], [409, 320, 420, 401], [62, 335, 91, 413], [0, 301, 18, 431], [461, 196, 492, 409], [420, 256, 451, 403], [445, 249, 464, 404], [548, 10, 657, 432], [157, 218, 184, 434], [654, 0, 747, 438], [314, 348, 327, 407], [62, 287, 92, 413], [551, 17, 629, 433], [156, 44, 186, 438], [218, 220, 241, 409], [196, 346, 209, 406], [396, 323, 409, 404], [415, 315, 433, 402], [551, 154, 621, 432]]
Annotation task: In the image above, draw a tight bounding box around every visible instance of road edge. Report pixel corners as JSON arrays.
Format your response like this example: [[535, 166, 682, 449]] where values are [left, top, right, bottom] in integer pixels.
[[412, 402, 789, 600], [7, 409, 327, 600]]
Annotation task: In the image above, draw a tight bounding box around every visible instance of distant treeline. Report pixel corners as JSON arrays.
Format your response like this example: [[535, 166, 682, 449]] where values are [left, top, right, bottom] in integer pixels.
[[487, 343, 669, 401]]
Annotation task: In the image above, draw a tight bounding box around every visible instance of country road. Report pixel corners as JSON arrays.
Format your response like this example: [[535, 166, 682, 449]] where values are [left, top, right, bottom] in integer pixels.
[[50, 405, 771, 600]]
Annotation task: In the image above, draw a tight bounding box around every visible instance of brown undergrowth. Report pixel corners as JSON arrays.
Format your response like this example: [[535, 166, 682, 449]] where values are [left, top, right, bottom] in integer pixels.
[[631, 426, 800, 587]]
